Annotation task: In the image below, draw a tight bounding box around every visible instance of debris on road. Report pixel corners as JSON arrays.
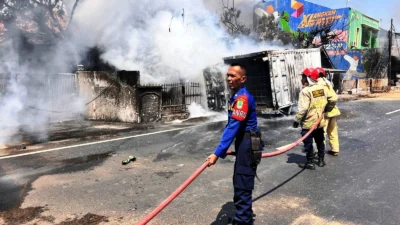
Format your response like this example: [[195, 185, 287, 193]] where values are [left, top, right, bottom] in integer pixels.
[[122, 155, 136, 165]]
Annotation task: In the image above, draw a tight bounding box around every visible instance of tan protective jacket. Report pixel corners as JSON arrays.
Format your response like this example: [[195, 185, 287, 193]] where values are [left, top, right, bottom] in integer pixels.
[[318, 78, 341, 118], [295, 81, 336, 129]]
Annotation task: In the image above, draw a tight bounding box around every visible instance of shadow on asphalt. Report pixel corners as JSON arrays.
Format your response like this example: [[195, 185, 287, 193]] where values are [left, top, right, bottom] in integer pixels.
[[253, 168, 305, 202], [0, 151, 114, 211], [210, 167, 305, 224], [210, 202, 235, 225], [286, 153, 305, 165]]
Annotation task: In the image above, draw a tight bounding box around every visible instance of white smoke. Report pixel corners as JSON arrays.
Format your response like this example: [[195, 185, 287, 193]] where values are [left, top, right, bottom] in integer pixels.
[[0, 0, 287, 145], [68, 0, 288, 119], [188, 102, 226, 120], [0, 42, 44, 145], [204, 0, 261, 26], [0, 40, 85, 145], [0, 3, 85, 146], [70, 0, 280, 84], [0, 46, 25, 145], [166, 102, 226, 124]]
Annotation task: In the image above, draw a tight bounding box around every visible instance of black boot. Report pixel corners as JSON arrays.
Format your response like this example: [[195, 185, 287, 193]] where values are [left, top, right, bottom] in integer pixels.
[[313, 152, 318, 163], [317, 155, 326, 167], [230, 218, 254, 225], [300, 154, 315, 170]]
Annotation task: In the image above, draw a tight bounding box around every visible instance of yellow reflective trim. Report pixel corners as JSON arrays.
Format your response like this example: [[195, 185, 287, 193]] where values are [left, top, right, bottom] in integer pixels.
[[312, 89, 325, 98]]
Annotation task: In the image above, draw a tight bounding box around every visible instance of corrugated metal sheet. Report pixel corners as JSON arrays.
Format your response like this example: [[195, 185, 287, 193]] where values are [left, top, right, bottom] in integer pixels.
[[47, 73, 80, 122], [0, 73, 79, 122], [218, 48, 322, 114], [268, 48, 322, 110]]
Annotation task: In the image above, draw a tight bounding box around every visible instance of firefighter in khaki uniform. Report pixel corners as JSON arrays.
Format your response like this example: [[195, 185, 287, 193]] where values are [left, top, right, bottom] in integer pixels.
[[316, 67, 341, 156], [293, 68, 337, 170]]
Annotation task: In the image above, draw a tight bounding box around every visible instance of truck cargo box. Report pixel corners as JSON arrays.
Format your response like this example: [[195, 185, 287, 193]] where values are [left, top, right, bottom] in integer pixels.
[[204, 48, 323, 115]]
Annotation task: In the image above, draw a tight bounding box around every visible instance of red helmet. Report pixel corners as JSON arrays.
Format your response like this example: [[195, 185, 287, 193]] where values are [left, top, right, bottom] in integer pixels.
[[302, 68, 313, 77], [315, 67, 326, 77], [302, 68, 319, 82]]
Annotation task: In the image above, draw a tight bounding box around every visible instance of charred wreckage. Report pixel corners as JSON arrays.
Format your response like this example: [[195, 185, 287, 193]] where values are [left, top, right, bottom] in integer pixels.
[[204, 47, 337, 115], [0, 46, 337, 124]]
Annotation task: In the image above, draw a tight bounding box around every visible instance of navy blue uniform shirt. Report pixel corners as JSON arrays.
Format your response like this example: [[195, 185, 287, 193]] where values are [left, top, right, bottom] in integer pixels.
[[214, 86, 258, 158]]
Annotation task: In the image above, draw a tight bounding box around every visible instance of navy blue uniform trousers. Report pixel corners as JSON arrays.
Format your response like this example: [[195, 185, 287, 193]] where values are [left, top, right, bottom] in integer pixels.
[[233, 133, 254, 225], [301, 128, 325, 156]]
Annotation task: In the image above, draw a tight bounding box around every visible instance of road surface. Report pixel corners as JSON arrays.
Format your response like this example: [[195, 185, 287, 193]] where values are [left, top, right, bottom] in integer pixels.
[[0, 99, 399, 225]]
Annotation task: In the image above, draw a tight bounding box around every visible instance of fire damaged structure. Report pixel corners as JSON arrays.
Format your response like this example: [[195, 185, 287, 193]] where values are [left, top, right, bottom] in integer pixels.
[[77, 70, 202, 123], [78, 70, 141, 123], [204, 48, 326, 115]]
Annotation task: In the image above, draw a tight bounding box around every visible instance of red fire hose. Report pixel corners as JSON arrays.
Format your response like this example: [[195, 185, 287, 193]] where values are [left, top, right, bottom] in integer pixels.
[[138, 161, 209, 225], [138, 115, 323, 225], [227, 114, 324, 158]]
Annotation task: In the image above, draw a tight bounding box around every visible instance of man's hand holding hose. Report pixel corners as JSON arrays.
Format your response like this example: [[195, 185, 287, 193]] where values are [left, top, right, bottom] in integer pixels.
[[206, 154, 219, 166]]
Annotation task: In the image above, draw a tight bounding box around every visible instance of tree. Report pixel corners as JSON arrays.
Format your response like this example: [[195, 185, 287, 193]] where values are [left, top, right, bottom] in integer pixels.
[[255, 14, 302, 47], [220, 0, 251, 38], [0, 0, 68, 44]]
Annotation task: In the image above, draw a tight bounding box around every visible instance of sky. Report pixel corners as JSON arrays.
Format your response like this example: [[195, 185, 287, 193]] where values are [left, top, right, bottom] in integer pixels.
[[308, 0, 400, 31]]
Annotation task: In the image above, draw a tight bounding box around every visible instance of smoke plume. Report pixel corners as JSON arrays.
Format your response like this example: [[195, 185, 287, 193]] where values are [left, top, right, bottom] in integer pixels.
[[69, 0, 279, 84], [0, 1, 84, 146], [0, 0, 287, 146]]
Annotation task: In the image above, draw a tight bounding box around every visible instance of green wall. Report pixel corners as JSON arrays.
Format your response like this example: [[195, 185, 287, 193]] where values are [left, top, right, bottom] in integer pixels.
[[348, 9, 380, 49]]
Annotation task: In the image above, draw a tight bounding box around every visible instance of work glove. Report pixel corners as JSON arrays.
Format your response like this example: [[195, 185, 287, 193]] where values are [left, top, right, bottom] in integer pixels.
[[293, 121, 299, 128]]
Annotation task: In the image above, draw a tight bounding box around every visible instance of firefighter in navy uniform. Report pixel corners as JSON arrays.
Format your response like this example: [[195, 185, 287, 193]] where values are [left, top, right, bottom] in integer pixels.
[[206, 64, 262, 225]]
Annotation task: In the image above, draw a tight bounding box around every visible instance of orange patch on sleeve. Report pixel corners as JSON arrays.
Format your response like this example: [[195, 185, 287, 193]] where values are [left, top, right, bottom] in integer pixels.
[[232, 96, 248, 121]]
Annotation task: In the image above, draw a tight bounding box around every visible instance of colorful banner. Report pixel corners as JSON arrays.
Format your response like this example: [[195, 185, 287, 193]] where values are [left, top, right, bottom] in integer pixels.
[[253, 0, 389, 79], [297, 9, 344, 29]]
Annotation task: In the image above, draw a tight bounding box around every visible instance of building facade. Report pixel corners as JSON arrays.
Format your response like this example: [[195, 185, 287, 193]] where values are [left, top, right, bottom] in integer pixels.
[[254, 0, 387, 80], [347, 9, 380, 49]]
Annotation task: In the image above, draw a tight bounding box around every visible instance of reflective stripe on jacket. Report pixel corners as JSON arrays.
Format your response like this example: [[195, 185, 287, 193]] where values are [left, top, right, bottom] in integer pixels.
[[295, 82, 334, 129], [318, 78, 341, 118]]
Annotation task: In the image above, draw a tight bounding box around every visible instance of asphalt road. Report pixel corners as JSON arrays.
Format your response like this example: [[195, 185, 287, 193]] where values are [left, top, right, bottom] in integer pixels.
[[0, 99, 399, 225]]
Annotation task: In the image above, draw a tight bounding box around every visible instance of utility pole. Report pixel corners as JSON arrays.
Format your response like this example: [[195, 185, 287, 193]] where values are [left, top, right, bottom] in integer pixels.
[[388, 19, 393, 83], [231, 0, 235, 35], [182, 8, 184, 25]]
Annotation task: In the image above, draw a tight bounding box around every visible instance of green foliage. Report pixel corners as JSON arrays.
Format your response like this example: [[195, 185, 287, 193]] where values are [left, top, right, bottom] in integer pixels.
[[255, 14, 303, 47]]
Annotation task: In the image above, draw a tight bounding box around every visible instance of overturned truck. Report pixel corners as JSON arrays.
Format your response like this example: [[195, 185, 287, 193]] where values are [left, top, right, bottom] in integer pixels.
[[204, 48, 327, 115]]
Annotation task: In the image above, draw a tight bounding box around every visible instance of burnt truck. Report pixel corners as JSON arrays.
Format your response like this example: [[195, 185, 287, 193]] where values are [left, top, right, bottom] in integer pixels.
[[204, 48, 334, 115]]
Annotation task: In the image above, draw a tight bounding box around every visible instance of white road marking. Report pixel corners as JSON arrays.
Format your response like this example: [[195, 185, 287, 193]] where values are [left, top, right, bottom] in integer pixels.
[[0, 124, 205, 160], [385, 109, 400, 115]]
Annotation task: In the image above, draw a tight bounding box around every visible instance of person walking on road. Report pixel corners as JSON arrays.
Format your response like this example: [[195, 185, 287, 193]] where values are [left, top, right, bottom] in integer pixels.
[[293, 68, 337, 170], [316, 67, 341, 156], [206, 63, 262, 225]]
